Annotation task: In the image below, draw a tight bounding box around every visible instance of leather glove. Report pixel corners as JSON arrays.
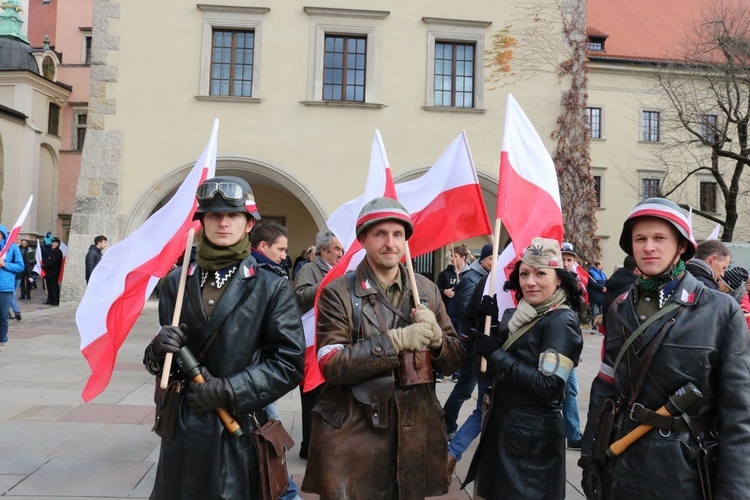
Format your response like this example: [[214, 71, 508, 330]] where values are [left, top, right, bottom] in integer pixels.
[[185, 368, 236, 413], [479, 294, 499, 320], [151, 324, 187, 357], [413, 305, 443, 348], [474, 333, 500, 359], [386, 322, 432, 354], [579, 456, 604, 500]]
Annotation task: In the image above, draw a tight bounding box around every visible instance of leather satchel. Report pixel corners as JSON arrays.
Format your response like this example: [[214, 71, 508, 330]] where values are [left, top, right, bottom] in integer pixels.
[[351, 372, 394, 430], [396, 347, 434, 386], [252, 418, 294, 500], [152, 378, 181, 440]]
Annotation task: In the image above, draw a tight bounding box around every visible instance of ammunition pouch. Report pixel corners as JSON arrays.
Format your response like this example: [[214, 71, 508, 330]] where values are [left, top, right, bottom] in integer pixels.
[[351, 372, 394, 431], [396, 347, 434, 387], [152, 377, 182, 440]]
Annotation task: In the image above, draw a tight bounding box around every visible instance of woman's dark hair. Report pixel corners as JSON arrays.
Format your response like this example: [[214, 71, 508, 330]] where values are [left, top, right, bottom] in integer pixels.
[[503, 260, 583, 312]]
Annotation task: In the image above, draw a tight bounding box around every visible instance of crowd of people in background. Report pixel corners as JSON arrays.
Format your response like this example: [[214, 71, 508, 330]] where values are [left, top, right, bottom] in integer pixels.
[[4, 180, 750, 499]]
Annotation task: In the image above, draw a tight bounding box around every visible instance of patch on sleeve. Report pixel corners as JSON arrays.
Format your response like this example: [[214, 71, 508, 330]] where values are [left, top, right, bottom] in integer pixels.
[[597, 362, 615, 384], [538, 349, 574, 382], [317, 344, 345, 362]]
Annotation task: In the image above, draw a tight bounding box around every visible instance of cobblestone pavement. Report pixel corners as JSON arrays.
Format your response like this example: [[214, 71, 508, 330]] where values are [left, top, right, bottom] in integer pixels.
[[0, 298, 599, 498]]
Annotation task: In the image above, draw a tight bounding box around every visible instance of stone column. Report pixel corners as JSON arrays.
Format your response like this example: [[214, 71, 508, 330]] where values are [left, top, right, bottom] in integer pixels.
[[61, 0, 120, 303]]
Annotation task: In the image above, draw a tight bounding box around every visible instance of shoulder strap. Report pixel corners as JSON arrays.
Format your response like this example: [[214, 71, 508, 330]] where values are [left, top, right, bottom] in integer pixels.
[[501, 305, 569, 351], [613, 301, 681, 373], [346, 270, 363, 341]]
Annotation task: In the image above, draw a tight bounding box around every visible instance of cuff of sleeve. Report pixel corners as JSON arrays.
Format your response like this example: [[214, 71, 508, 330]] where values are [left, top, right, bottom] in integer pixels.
[[490, 349, 517, 381]]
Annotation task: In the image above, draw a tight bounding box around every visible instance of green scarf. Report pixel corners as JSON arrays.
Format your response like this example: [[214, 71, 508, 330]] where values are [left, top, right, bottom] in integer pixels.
[[196, 235, 251, 271], [636, 259, 686, 294]]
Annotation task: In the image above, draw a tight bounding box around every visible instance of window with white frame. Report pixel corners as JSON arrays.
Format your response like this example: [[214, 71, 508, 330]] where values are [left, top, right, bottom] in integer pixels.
[[422, 17, 490, 112], [586, 107, 602, 138], [80, 28, 92, 65], [641, 110, 660, 142], [197, 5, 268, 101], [73, 108, 87, 151], [303, 7, 388, 107]]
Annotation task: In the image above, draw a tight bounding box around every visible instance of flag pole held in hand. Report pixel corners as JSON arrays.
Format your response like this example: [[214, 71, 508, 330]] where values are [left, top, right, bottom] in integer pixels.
[[160, 227, 195, 389], [480, 218, 503, 373]]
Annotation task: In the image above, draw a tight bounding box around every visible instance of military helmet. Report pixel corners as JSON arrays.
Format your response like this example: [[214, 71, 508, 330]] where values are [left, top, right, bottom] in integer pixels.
[[193, 176, 261, 220], [355, 197, 413, 240], [619, 197, 696, 260]]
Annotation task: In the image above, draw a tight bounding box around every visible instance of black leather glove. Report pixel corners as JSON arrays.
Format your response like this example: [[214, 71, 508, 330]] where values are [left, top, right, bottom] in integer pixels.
[[185, 369, 236, 414], [478, 294, 499, 320], [474, 333, 500, 359], [151, 324, 187, 357], [579, 456, 604, 500]]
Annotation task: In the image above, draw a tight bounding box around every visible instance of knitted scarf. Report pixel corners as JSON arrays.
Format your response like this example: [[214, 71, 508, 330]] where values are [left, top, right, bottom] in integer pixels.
[[196, 235, 251, 272], [636, 259, 686, 294], [508, 287, 569, 334]]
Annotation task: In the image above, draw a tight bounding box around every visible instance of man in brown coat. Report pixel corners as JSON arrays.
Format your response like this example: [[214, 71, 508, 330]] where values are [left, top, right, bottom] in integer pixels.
[[301, 197, 463, 499]]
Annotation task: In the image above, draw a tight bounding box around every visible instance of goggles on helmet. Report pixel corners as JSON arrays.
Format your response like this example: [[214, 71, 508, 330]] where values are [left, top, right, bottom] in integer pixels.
[[196, 181, 248, 205]]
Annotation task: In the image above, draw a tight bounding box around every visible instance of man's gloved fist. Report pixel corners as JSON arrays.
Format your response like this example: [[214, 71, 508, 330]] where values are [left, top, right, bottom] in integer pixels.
[[579, 456, 604, 500], [414, 305, 443, 348], [386, 323, 432, 354], [152, 324, 187, 357], [186, 370, 236, 413]]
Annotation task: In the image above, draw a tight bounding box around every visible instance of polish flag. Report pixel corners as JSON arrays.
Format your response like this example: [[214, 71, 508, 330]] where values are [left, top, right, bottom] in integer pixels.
[[0, 195, 33, 260], [573, 261, 590, 304], [57, 241, 68, 285], [76, 120, 218, 402], [497, 94, 563, 255], [302, 130, 492, 391], [706, 223, 721, 241], [484, 94, 564, 322], [33, 238, 44, 278]]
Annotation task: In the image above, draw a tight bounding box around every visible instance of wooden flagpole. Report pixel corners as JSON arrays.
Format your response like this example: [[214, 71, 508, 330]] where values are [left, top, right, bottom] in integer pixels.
[[480, 218, 503, 373], [159, 227, 195, 389]]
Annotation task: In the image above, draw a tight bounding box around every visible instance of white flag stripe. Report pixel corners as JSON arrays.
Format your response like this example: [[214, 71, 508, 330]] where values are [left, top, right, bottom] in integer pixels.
[[503, 94, 561, 208], [483, 244, 518, 321], [76, 119, 219, 349]]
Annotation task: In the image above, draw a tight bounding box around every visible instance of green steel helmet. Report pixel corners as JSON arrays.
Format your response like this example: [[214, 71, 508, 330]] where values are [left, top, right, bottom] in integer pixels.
[[355, 197, 413, 240], [193, 176, 261, 220], [619, 197, 696, 260]]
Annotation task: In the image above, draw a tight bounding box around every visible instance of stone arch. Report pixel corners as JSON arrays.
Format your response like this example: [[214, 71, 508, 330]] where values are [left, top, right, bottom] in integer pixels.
[[125, 156, 328, 255]]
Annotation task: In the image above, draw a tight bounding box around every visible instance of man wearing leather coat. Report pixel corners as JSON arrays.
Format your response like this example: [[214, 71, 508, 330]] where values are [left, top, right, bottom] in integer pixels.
[[579, 197, 750, 500], [143, 176, 305, 500], [301, 197, 463, 499]]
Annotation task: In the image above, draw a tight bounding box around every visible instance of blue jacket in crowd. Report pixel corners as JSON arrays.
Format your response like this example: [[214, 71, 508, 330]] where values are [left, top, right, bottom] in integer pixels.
[[0, 225, 24, 292]]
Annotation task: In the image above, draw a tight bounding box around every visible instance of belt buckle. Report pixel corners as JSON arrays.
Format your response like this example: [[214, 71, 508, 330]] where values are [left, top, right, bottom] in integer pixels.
[[629, 403, 644, 422]]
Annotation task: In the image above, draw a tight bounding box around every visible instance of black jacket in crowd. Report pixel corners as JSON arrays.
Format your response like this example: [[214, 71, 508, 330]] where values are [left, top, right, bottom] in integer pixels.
[[85, 245, 103, 283]]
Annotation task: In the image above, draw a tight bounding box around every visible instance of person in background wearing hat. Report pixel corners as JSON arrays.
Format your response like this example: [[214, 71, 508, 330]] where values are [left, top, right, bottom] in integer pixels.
[[579, 198, 750, 500], [719, 266, 750, 330], [302, 197, 463, 499], [560, 242, 585, 451], [41, 237, 63, 306], [685, 239, 732, 290], [442, 242, 495, 439], [464, 237, 583, 498], [143, 176, 305, 500]]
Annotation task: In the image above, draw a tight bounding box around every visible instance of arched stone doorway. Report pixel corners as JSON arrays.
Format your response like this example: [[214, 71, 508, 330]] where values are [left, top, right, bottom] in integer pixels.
[[125, 156, 328, 262]]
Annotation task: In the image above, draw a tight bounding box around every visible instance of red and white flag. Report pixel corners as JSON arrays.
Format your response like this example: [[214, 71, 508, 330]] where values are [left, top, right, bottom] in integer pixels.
[[57, 241, 68, 284], [0, 195, 33, 260], [76, 120, 218, 402], [302, 130, 492, 391], [33, 238, 44, 277], [485, 94, 564, 320], [573, 261, 590, 304], [497, 94, 563, 255]]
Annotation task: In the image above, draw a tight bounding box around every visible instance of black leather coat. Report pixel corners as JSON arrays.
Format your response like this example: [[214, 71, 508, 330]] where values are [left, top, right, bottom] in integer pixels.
[[147, 256, 305, 500], [582, 271, 750, 499], [467, 306, 583, 499]]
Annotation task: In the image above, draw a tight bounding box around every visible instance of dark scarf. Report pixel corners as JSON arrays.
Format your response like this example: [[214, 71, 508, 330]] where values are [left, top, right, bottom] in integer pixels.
[[637, 259, 686, 294], [196, 235, 251, 271]]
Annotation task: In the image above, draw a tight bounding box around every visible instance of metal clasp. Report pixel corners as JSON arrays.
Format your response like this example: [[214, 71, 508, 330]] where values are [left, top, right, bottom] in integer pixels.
[[629, 403, 644, 422]]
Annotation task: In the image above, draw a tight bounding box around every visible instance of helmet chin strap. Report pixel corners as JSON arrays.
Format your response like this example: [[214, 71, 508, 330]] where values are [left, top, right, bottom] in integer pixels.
[[638, 246, 684, 280]]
